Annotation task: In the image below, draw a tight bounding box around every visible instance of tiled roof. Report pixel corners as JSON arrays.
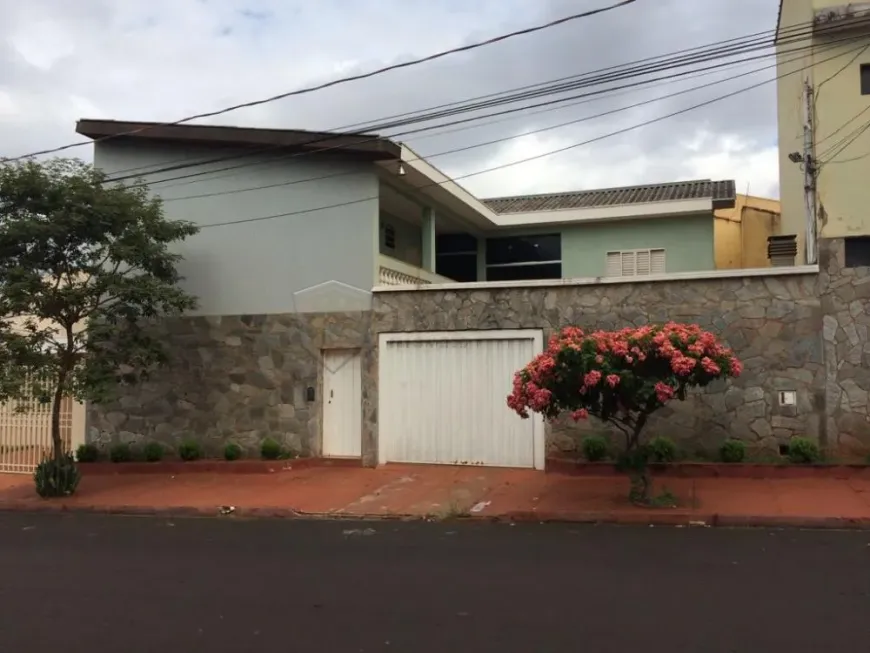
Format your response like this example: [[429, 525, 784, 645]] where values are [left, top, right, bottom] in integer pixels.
[[482, 179, 736, 214]]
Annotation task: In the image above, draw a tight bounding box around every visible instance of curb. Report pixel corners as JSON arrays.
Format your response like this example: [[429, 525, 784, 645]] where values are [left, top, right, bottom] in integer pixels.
[[2, 501, 869, 530]]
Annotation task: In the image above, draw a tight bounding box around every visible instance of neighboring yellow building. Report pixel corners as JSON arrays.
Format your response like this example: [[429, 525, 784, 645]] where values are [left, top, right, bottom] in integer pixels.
[[714, 194, 782, 269], [776, 0, 870, 264]]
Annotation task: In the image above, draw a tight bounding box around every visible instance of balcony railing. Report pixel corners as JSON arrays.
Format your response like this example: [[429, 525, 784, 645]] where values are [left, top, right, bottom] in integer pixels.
[[378, 254, 455, 286]]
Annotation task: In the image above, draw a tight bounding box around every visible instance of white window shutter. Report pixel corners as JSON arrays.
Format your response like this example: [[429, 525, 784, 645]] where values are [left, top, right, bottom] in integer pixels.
[[621, 251, 635, 276], [635, 250, 651, 275], [605, 252, 622, 277], [650, 249, 666, 274]]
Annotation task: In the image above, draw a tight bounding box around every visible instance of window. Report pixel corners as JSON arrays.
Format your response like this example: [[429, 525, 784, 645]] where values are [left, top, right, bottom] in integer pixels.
[[383, 223, 396, 249], [436, 233, 478, 282], [862, 64, 870, 96], [844, 237, 870, 268], [485, 234, 561, 281], [437, 256, 478, 282], [436, 233, 477, 254], [605, 249, 666, 277]]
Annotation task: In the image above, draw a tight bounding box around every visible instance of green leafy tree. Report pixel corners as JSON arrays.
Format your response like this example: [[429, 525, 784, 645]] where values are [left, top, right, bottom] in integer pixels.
[[0, 158, 198, 478]]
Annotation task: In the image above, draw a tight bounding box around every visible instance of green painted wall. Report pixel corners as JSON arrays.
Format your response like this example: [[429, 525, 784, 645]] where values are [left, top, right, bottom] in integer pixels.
[[483, 214, 715, 279], [562, 214, 714, 277], [379, 211, 422, 267]]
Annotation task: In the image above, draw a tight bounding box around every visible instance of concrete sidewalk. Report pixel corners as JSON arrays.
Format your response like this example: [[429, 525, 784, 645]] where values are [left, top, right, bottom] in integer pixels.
[[2, 464, 870, 528]]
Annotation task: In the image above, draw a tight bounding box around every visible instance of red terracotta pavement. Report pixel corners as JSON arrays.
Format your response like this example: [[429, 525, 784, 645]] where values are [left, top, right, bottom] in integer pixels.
[[2, 465, 870, 528]]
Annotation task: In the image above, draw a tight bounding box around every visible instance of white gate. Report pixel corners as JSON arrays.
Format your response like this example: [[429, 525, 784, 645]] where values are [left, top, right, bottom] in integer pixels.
[[378, 330, 546, 470], [0, 379, 85, 474]]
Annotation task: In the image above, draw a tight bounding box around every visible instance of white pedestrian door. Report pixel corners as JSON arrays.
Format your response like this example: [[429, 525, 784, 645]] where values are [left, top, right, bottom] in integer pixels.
[[321, 350, 362, 458]]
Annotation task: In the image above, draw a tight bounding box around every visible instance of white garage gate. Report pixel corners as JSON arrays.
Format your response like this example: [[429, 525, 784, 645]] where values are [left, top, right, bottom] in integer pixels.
[[377, 330, 545, 470]]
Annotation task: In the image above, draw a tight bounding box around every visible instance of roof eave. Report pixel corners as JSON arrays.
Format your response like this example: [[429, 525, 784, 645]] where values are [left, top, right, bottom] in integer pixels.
[[75, 119, 402, 161]]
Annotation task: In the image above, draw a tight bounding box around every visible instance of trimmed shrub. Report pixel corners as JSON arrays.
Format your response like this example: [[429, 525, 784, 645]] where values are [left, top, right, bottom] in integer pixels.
[[260, 438, 281, 460], [787, 437, 821, 464], [75, 443, 99, 463], [648, 436, 677, 463], [34, 454, 81, 498], [109, 443, 133, 463], [719, 439, 746, 463], [178, 440, 203, 462], [143, 442, 164, 463], [581, 435, 609, 462], [224, 442, 243, 461]]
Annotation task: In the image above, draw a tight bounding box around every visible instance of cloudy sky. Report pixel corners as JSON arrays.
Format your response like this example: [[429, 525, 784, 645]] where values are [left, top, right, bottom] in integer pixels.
[[1, 0, 782, 199]]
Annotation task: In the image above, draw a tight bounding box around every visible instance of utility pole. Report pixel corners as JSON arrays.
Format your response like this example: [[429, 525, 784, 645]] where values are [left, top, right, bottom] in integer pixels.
[[802, 78, 817, 265]]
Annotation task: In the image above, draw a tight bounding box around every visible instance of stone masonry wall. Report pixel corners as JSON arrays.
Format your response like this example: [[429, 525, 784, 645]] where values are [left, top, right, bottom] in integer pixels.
[[87, 312, 376, 460], [371, 272, 827, 458], [88, 238, 870, 465], [819, 239, 870, 456]]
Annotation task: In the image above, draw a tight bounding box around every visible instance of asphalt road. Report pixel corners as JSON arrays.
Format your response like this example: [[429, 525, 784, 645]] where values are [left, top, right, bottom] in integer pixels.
[[0, 514, 868, 653]]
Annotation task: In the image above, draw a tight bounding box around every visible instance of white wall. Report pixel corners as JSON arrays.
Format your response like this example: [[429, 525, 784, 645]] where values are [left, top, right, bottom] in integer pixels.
[[94, 140, 379, 316]]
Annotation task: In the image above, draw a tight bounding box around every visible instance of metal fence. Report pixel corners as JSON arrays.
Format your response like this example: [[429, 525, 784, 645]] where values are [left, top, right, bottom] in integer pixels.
[[0, 380, 85, 474]]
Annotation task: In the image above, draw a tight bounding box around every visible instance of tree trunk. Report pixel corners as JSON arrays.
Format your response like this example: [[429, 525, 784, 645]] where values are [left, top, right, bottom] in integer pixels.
[[629, 469, 652, 505], [50, 370, 66, 463], [625, 409, 652, 504]]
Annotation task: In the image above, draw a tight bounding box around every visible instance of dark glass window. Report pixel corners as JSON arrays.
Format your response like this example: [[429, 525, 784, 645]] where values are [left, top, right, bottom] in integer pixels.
[[845, 236, 870, 267], [861, 64, 870, 95], [485, 234, 561, 265], [436, 254, 477, 282], [436, 233, 477, 254], [486, 263, 562, 281]]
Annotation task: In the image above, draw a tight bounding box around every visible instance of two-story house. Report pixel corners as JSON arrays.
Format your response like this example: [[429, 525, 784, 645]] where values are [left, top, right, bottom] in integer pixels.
[[776, 0, 870, 264], [75, 118, 751, 470], [77, 119, 736, 317]]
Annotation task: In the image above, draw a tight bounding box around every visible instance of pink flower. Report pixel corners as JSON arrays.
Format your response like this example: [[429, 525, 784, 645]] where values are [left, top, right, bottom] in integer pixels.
[[657, 342, 677, 359], [583, 370, 602, 387], [700, 357, 720, 374], [654, 381, 675, 403], [507, 322, 740, 421], [689, 343, 705, 355], [611, 340, 629, 356], [670, 354, 697, 376], [571, 408, 589, 421]]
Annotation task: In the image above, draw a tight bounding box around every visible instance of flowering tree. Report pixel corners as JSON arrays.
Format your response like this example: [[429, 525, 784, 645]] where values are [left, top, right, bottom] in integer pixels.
[[507, 323, 742, 502]]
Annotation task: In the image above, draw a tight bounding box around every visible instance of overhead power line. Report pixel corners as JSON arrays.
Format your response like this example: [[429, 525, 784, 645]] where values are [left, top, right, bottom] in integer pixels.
[[2, 0, 637, 162], [189, 38, 866, 232], [6, 8, 854, 184], [103, 23, 870, 192], [815, 104, 870, 148], [98, 17, 869, 190], [86, 18, 814, 180], [823, 148, 870, 165], [156, 37, 855, 205], [156, 57, 783, 199], [818, 118, 870, 164]]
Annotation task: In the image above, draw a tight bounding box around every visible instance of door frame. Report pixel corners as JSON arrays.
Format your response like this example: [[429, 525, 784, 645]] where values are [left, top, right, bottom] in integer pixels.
[[320, 348, 363, 459], [377, 329, 546, 469]]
